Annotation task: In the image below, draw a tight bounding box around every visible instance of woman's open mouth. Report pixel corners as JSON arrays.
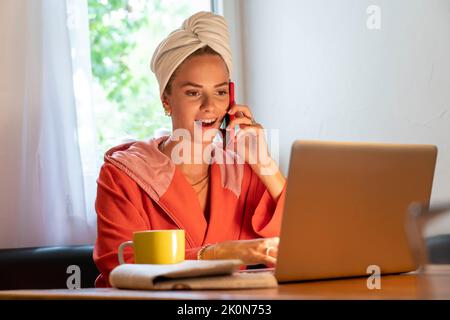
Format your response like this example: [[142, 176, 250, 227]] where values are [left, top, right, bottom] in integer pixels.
[[195, 118, 218, 129]]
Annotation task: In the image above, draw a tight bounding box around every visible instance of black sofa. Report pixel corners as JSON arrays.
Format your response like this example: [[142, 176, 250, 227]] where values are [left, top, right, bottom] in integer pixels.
[[426, 234, 450, 264], [0, 235, 449, 290], [0, 245, 98, 290]]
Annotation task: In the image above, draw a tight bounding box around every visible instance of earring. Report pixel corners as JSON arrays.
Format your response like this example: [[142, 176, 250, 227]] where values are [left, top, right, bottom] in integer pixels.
[[164, 109, 171, 117]]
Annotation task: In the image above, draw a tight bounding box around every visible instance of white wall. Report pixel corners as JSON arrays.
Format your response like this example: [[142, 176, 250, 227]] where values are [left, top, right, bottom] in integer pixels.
[[222, 0, 246, 104], [227, 0, 450, 235]]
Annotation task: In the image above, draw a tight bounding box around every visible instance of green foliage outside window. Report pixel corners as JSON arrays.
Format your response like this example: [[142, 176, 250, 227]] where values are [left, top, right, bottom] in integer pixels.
[[87, 0, 210, 154]]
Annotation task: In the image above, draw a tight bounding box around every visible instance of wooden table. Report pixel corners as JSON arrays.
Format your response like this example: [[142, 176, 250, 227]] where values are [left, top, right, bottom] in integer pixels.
[[1, 265, 450, 300]]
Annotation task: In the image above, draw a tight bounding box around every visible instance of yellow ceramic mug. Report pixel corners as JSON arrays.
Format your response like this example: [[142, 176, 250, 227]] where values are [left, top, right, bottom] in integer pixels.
[[118, 230, 185, 264]]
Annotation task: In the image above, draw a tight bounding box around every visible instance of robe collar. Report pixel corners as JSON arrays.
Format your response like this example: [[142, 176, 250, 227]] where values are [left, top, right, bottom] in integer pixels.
[[103, 135, 244, 247]]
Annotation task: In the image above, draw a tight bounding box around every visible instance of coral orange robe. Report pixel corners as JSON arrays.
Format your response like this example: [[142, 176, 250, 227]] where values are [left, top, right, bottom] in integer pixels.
[[93, 135, 286, 287]]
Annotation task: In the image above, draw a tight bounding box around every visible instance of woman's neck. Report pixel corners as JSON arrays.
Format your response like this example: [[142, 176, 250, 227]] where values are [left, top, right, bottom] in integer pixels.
[[158, 136, 211, 184]]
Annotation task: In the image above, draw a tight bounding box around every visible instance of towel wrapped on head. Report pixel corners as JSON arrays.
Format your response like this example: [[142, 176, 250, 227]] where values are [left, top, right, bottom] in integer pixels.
[[150, 11, 233, 97]]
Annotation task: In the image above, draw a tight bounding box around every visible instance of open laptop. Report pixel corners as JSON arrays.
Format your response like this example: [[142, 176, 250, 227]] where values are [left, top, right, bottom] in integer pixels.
[[273, 140, 437, 283]]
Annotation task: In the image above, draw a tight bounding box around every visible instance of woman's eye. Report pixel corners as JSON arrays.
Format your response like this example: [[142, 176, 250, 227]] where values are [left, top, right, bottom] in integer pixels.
[[186, 91, 199, 97], [186, 90, 228, 97]]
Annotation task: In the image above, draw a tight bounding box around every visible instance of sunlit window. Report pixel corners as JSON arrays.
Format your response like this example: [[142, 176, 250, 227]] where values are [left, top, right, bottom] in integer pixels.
[[87, 0, 212, 155]]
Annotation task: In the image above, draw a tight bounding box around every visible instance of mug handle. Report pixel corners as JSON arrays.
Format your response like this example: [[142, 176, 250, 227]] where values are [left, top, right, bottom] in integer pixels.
[[118, 241, 133, 265]]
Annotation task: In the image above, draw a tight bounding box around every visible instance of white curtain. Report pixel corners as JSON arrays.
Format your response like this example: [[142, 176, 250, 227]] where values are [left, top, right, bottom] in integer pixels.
[[0, 0, 98, 248]]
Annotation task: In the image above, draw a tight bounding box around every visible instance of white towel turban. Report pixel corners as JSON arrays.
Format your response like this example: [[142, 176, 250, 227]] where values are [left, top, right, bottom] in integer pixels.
[[150, 11, 233, 97]]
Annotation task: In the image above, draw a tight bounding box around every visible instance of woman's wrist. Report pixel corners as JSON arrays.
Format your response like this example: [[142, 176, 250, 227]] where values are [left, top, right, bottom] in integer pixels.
[[251, 159, 286, 201], [251, 157, 278, 176]]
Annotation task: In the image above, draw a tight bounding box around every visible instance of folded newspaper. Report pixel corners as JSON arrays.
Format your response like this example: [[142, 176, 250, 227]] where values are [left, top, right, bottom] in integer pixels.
[[109, 260, 278, 290]]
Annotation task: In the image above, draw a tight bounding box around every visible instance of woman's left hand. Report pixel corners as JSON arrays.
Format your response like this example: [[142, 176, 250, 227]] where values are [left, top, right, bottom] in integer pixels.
[[226, 104, 276, 176], [225, 104, 286, 200]]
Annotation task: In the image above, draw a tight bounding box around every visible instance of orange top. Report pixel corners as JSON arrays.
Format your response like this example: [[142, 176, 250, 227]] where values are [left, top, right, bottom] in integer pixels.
[[93, 135, 286, 287]]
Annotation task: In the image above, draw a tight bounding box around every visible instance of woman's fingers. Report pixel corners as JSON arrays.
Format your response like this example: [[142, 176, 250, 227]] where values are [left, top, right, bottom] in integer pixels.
[[252, 238, 279, 264], [257, 253, 277, 267], [235, 125, 264, 141], [266, 247, 278, 258], [228, 104, 253, 119], [214, 238, 279, 266], [263, 237, 279, 258], [227, 115, 253, 130]]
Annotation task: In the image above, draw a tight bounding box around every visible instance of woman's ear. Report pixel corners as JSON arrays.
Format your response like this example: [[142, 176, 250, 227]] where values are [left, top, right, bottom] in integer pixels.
[[161, 93, 172, 116]]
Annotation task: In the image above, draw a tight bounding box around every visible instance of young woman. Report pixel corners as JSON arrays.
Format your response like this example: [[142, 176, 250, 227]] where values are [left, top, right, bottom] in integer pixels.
[[93, 11, 286, 287]]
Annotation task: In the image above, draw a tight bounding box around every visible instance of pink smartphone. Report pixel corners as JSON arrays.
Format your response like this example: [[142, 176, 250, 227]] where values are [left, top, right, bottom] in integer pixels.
[[222, 81, 236, 149]]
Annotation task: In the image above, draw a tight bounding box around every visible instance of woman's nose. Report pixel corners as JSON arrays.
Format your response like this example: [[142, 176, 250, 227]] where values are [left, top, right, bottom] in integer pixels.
[[200, 95, 213, 110]]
